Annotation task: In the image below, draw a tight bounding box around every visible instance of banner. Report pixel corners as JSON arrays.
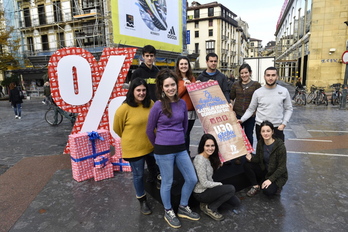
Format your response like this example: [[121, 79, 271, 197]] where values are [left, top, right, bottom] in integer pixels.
[[187, 81, 253, 162]]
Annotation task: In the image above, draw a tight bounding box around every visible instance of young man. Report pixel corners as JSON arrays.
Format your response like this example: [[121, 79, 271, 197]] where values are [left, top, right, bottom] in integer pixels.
[[197, 53, 230, 102], [239, 67, 293, 141], [131, 45, 159, 102]]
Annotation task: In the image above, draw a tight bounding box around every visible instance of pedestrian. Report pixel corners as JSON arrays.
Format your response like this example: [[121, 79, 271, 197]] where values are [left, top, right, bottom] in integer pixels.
[[42, 81, 51, 104], [239, 66, 293, 142], [193, 134, 241, 221], [292, 77, 304, 100], [244, 120, 288, 197], [197, 53, 230, 102], [113, 77, 154, 215], [9, 82, 23, 119], [0, 85, 4, 97], [227, 73, 235, 91], [175, 56, 197, 154], [130, 45, 160, 182], [146, 69, 200, 228], [230, 63, 261, 147]]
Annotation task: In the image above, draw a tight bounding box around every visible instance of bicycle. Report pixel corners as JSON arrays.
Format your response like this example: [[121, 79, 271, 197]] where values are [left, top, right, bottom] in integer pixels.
[[315, 87, 328, 106], [293, 86, 307, 105], [45, 97, 77, 126], [306, 85, 317, 104], [329, 83, 342, 105]]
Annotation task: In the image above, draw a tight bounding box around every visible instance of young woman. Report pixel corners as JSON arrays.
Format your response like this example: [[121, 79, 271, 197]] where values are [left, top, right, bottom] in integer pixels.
[[230, 63, 261, 147], [113, 78, 154, 215], [244, 120, 288, 197], [175, 56, 197, 154], [146, 69, 199, 228], [193, 134, 241, 221], [9, 82, 23, 119]]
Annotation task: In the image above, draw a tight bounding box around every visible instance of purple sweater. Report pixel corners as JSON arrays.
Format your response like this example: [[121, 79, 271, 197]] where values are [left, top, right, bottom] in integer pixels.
[[146, 99, 188, 146]]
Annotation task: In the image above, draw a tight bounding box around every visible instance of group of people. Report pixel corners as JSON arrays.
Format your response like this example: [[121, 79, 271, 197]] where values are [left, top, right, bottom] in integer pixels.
[[113, 45, 292, 228]]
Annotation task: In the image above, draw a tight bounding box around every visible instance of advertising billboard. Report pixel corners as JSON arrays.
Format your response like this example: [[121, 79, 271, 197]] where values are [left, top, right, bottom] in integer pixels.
[[112, 0, 183, 53]]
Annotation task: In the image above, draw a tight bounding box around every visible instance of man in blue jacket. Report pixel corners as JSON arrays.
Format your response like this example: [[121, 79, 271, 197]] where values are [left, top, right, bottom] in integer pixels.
[[197, 53, 230, 103]]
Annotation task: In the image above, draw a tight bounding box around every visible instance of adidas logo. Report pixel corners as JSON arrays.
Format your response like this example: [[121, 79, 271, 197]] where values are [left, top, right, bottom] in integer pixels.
[[167, 26, 177, 40]]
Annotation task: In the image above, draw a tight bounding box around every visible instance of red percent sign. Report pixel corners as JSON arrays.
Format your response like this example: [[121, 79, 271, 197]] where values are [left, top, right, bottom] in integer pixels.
[[48, 47, 136, 153]]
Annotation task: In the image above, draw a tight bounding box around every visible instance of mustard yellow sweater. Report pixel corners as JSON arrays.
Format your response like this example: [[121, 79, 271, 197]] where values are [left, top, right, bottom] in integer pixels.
[[113, 101, 154, 159]]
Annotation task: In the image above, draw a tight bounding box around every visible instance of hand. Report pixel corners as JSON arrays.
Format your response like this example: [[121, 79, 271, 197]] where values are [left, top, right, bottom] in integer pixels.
[[184, 80, 191, 85], [245, 153, 252, 161], [278, 124, 286, 131], [208, 79, 215, 82], [237, 119, 242, 124], [261, 179, 272, 189]]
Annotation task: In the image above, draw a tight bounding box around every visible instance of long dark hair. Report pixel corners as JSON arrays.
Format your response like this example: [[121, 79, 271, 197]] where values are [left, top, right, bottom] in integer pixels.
[[155, 69, 179, 117], [124, 77, 151, 107], [260, 120, 276, 140], [175, 56, 193, 81], [198, 134, 221, 171]]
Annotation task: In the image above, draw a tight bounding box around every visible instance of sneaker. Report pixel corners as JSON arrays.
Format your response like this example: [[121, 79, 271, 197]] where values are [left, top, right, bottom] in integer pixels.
[[177, 205, 200, 221], [18, 116, 21, 119], [164, 209, 181, 228], [199, 203, 208, 212], [15, 115, 18, 119], [247, 186, 260, 197], [202, 204, 224, 221]]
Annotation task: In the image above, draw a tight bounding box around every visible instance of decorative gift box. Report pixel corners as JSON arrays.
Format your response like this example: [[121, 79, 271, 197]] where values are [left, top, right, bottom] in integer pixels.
[[111, 138, 132, 172], [69, 130, 111, 182], [93, 155, 114, 181]]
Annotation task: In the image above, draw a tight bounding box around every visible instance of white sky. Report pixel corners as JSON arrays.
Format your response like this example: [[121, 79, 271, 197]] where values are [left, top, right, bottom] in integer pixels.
[[194, 0, 286, 47]]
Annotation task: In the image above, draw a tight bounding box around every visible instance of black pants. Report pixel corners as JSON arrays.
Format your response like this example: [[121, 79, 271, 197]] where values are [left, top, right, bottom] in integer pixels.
[[193, 185, 238, 211], [256, 124, 285, 142], [243, 161, 279, 196]]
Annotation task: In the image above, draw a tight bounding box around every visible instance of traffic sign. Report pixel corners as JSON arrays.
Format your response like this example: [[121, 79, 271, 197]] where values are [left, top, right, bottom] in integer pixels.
[[342, 51, 348, 64]]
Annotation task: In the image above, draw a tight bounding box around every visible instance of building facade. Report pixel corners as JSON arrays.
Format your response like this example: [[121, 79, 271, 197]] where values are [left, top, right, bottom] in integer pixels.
[[186, 1, 239, 76], [275, 0, 348, 88], [247, 38, 262, 58]]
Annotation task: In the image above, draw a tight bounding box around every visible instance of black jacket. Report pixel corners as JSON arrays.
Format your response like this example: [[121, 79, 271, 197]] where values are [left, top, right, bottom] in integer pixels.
[[197, 70, 230, 102], [9, 87, 23, 106], [131, 63, 159, 102]]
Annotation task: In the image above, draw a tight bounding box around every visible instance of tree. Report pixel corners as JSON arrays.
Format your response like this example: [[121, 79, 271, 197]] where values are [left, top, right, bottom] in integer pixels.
[[0, 10, 20, 72]]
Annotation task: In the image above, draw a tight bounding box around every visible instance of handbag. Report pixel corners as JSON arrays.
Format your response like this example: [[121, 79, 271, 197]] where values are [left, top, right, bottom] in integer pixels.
[[18, 87, 25, 99]]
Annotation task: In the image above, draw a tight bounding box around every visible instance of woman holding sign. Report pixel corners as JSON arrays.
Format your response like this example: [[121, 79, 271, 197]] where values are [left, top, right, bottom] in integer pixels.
[[193, 134, 241, 221], [244, 120, 288, 197], [146, 69, 200, 228], [113, 78, 154, 215], [175, 56, 197, 154]]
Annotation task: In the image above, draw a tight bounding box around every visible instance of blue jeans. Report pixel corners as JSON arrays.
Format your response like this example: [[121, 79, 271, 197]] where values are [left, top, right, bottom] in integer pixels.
[[237, 115, 256, 146], [13, 103, 22, 117], [154, 151, 197, 210], [129, 154, 150, 197]]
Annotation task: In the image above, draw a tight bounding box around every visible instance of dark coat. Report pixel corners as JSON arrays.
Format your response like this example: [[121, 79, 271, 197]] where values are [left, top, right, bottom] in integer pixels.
[[9, 87, 23, 106], [197, 69, 230, 102], [250, 138, 288, 188], [130, 63, 159, 102]]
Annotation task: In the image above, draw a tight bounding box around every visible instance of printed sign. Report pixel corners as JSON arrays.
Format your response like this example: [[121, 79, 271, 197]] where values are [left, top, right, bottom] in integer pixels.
[[187, 81, 253, 162]]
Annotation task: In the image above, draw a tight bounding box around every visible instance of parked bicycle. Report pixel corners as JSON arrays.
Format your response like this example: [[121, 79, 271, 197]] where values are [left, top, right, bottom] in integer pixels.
[[293, 86, 307, 105], [306, 85, 317, 104], [45, 97, 77, 126], [329, 83, 342, 105], [315, 87, 328, 106]]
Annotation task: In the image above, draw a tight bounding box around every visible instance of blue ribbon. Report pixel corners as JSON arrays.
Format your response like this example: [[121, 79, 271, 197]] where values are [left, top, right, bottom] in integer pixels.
[[94, 156, 109, 168], [70, 131, 109, 162], [112, 158, 130, 172]]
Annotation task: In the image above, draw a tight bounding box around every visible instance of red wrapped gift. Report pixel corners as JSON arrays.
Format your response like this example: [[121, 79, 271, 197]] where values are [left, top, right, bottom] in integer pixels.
[[93, 162, 114, 181], [69, 130, 111, 182], [111, 138, 132, 172]]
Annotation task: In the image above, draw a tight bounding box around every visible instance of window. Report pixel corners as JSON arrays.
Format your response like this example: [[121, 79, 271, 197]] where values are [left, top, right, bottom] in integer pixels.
[[195, 31, 199, 38], [208, 7, 214, 16], [206, 40, 215, 54], [53, 1, 62, 22], [208, 19, 213, 27], [195, 21, 199, 28], [194, 9, 200, 18], [41, 35, 49, 51], [209, 29, 213, 36], [58, 32, 65, 48], [251, 42, 254, 47], [195, 43, 199, 54], [23, 8, 31, 27], [38, 4, 46, 25], [27, 37, 34, 53]]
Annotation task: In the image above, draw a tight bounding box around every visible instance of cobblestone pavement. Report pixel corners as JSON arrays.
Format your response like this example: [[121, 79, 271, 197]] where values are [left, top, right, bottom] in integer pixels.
[[1, 81, 348, 232]]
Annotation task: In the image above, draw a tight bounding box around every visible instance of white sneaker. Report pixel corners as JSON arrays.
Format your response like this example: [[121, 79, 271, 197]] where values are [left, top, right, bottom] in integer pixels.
[[18, 117, 21, 119], [15, 115, 18, 119]]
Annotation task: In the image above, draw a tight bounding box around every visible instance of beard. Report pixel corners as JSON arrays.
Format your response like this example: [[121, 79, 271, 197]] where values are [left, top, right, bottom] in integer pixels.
[[266, 80, 276, 86]]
